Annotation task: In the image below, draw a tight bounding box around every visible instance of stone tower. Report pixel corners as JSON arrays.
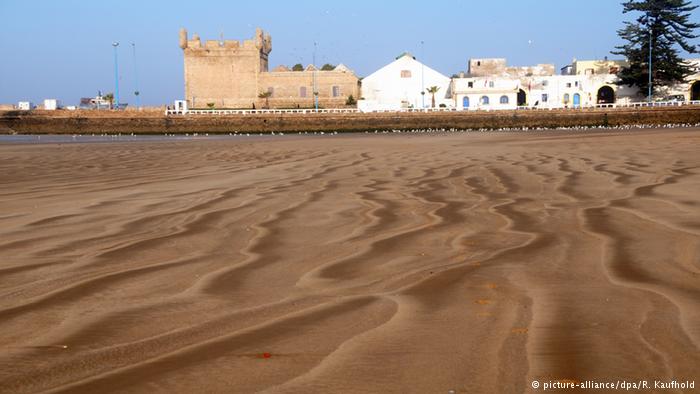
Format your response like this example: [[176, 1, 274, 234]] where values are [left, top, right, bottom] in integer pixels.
[[180, 27, 272, 108]]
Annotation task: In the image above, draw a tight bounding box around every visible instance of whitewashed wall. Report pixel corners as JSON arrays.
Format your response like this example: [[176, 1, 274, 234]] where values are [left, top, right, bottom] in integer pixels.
[[452, 77, 518, 110], [359, 54, 452, 112]]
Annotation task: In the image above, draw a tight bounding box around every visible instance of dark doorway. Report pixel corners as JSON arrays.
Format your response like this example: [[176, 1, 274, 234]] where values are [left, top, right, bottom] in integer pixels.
[[597, 86, 615, 104], [517, 89, 527, 106], [691, 81, 700, 101]]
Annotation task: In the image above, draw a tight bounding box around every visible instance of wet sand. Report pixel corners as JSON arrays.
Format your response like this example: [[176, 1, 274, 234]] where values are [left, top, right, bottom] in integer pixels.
[[0, 129, 699, 393]]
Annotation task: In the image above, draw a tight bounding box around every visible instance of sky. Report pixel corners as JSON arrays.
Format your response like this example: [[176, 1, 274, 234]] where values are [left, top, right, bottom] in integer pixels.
[[1, 0, 698, 106]]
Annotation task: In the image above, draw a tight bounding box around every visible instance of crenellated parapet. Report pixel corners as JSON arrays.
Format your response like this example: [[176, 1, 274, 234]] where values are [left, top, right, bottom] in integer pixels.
[[179, 27, 271, 54]]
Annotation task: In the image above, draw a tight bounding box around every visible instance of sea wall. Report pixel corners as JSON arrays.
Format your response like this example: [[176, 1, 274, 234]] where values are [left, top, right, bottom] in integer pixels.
[[1, 107, 700, 134]]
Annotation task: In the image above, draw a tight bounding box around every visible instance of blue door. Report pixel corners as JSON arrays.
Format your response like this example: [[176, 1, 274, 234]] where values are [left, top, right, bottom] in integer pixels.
[[573, 93, 581, 108], [462, 96, 470, 109]]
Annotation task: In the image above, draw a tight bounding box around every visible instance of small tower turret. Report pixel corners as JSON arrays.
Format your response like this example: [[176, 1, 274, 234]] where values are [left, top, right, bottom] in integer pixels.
[[179, 28, 188, 49]]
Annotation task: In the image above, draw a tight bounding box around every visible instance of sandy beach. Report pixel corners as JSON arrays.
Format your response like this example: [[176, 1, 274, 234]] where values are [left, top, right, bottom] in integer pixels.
[[1, 129, 699, 393]]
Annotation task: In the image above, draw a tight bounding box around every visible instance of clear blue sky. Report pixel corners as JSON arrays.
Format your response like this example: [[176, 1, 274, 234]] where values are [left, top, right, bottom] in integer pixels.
[[1, 0, 698, 106]]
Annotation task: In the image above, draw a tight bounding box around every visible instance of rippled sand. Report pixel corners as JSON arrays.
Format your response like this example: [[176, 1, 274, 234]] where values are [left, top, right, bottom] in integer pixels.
[[1, 129, 699, 393]]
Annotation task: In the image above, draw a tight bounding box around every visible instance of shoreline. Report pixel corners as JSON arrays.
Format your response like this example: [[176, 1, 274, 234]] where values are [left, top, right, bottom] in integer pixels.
[[2, 106, 700, 134]]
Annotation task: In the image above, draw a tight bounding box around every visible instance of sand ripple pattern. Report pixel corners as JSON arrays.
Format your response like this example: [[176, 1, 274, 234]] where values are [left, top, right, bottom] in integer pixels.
[[0, 130, 699, 393]]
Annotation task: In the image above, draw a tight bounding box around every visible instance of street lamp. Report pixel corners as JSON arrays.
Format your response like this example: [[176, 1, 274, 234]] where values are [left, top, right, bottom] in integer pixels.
[[313, 41, 318, 111], [421, 40, 425, 109], [112, 42, 120, 110], [647, 13, 654, 102], [132, 42, 140, 109]]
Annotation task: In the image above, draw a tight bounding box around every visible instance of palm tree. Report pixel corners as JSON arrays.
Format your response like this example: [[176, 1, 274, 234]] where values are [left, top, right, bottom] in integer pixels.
[[103, 93, 114, 109], [426, 86, 440, 108], [258, 91, 272, 109]]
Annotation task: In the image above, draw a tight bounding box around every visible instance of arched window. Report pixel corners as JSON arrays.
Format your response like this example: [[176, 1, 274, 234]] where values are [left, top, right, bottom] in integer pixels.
[[462, 96, 470, 108], [563, 93, 570, 104], [481, 96, 489, 105], [499, 95, 509, 104]]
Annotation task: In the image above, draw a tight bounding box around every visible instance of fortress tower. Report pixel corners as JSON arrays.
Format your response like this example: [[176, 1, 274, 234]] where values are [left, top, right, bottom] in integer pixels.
[[180, 28, 359, 109], [180, 27, 272, 108]]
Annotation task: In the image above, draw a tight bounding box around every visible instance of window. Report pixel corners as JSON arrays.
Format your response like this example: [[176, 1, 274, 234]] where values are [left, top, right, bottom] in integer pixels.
[[477, 61, 481, 66], [542, 93, 548, 102], [300, 86, 307, 98], [468, 81, 474, 88], [489, 81, 494, 88], [564, 93, 570, 103], [566, 83, 572, 88], [500, 95, 509, 104], [480, 96, 489, 105], [400, 70, 412, 78], [575, 81, 579, 87], [332, 86, 340, 97]]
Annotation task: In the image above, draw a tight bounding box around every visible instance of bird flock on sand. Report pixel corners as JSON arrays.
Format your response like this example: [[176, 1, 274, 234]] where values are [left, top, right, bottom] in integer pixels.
[[51, 122, 700, 141]]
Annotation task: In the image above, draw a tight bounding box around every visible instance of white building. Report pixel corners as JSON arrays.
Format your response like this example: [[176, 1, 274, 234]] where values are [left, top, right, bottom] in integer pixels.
[[43, 99, 61, 111], [452, 77, 518, 110], [522, 74, 636, 108], [359, 53, 452, 112], [80, 93, 112, 110], [173, 100, 188, 114], [661, 58, 700, 101], [18, 101, 34, 110], [452, 58, 641, 110]]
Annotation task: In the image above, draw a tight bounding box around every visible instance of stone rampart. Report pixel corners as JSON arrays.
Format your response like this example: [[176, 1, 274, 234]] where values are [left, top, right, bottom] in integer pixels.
[[2, 107, 699, 134]]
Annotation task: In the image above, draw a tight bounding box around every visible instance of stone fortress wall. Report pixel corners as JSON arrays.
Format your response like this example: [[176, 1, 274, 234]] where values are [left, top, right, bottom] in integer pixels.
[[180, 28, 359, 109], [4, 107, 700, 134]]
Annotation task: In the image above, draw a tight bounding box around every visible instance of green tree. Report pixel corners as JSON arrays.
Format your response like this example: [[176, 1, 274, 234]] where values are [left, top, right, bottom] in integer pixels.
[[292, 63, 304, 71], [426, 86, 440, 108], [612, 0, 699, 98], [103, 92, 114, 108], [345, 95, 357, 106], [321, 63, 335, 71], [258, 91, 272, 109]]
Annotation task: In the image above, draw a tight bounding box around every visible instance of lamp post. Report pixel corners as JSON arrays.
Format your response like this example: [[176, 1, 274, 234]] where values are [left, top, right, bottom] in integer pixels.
[[647, 13, 653, 102], [421, 40, 425, 109], [112, 42, 120, 110], [313, 41, 318, 111], [132, 42, 140, 109]]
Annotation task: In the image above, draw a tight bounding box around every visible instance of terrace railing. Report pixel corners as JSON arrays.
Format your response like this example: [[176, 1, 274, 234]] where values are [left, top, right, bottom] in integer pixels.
[[166, 100, 700, 115]]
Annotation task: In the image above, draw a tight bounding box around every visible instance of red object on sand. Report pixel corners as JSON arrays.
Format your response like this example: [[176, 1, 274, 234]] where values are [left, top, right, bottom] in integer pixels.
[[262, 352, 272, 358]]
